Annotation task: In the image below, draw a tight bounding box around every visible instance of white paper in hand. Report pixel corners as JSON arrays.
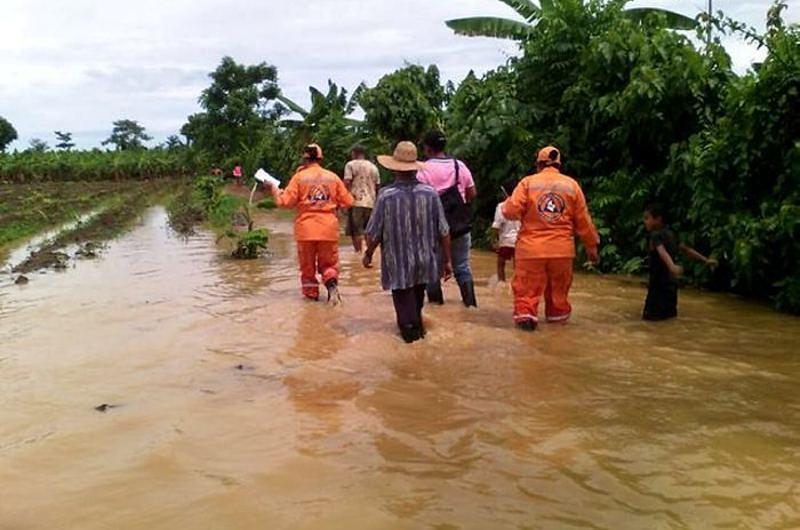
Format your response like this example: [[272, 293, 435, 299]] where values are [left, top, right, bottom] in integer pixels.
[[255, 168, 281, 189]]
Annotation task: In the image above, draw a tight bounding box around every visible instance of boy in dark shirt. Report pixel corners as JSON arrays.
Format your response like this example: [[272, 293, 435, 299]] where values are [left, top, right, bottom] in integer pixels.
[[643, 204, 717, 320]]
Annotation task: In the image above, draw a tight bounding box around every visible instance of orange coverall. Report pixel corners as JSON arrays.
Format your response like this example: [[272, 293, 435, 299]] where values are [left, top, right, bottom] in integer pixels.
[[502, 167, 599, 323], [276, 163, 354, 299]]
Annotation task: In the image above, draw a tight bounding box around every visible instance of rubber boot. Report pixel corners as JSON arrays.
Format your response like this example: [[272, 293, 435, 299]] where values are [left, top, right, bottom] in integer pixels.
[[326, 279, 343, 307], [458, 280, 478, 308], [400, 324, 421, 344], [427, 282, 444, 305]]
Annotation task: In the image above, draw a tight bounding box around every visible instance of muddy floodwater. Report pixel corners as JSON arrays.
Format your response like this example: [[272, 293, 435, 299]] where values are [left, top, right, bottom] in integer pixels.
[[1, 207, 799, 529]]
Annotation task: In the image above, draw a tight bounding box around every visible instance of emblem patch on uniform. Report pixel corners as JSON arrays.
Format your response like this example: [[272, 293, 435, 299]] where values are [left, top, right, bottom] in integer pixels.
[[537, 193, 566, 222], [308, 184, 331, 205]]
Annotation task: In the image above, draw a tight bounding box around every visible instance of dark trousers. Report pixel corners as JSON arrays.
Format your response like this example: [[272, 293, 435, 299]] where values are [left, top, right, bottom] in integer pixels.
[[392, 285, 426, 330], [643, 282, 678, 321]]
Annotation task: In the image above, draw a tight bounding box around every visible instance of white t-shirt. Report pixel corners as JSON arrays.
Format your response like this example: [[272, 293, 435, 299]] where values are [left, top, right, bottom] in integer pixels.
[[493, 201, 521, 248]]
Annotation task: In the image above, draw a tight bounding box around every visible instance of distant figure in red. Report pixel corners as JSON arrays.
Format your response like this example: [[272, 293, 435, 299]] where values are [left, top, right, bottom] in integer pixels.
[[232, 163, 243, 186]]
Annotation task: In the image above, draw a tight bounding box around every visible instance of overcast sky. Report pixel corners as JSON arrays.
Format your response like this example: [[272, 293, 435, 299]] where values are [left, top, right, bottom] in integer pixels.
[[1, 0, 794, 149]]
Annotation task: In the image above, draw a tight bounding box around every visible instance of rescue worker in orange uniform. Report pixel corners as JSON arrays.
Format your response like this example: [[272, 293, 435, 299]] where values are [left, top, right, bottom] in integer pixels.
[[502, 146, 600, 331], [268, 144, 354, 304]]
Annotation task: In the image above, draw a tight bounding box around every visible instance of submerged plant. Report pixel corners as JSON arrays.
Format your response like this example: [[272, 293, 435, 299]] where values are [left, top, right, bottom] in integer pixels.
[[227, 228, 269, 259]]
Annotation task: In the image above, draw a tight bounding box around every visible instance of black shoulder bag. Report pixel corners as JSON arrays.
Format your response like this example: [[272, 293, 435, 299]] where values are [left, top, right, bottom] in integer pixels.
[[438, 159, 472, 238]]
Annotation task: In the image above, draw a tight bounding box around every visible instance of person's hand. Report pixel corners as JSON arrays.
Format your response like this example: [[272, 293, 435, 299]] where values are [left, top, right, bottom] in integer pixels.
[[264, 183, 280, 197], [490, 239, 499, 251], [442, 261, 454, 281], [586, 246, 600, 265], [670, 264, 684, 278], [362, 253, 373, 269], [706, 258, 719, 270]]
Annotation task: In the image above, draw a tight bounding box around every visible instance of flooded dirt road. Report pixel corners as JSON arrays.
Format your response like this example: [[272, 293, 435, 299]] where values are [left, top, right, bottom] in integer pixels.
[[1, 207, 799, 529]]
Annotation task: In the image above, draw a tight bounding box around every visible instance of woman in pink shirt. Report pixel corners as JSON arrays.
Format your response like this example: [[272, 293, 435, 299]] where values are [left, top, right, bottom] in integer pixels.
[[417, 130, 478, 307]]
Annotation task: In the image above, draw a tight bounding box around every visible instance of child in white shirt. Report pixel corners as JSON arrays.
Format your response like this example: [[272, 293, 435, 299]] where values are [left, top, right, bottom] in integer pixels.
[[491, 179, 521, 283]]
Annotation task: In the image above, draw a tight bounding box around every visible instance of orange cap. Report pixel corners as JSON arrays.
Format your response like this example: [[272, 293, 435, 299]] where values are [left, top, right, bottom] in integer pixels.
[[303, 143, 324, 160], [537, 146, 561, 166]]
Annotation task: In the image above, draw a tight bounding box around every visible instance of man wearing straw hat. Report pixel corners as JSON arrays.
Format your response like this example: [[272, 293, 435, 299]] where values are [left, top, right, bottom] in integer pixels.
[[363, 141, 453, 343], [268, 143, 354, 305]]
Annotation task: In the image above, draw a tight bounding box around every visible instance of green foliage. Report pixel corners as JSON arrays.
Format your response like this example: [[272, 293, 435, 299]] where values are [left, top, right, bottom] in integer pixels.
[[256, 196, 277, 210], [279, 80, 367, 174], [182, 56, 281, 157], [28, 138, 49, 153], [0, 116, 17, 152], [446, 0, 800, 313], [167, 175, 270, 259], [360, 64, 446, 145], [445, 0, 698, 41], [229, 228, 269, 259], [102, 119, 152, 151], [0, 148, 208, 182], [54, 131, 75, 151]]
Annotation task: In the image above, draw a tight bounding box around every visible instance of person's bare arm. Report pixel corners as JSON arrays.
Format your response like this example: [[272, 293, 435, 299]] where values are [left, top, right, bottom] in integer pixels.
[[490, 228, 500, 249], [465, 186, 477, 203], [440, 234, 453, 280], [362, 236, 380, 269], [680, 243, 718, 268], [657, 244, 683, 278]]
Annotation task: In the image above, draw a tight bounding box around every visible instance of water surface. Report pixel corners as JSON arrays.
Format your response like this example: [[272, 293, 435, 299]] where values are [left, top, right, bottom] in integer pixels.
[[1, 207, 798, 529]]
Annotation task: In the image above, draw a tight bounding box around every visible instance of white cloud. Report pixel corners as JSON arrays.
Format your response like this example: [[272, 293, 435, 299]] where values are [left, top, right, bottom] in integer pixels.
[[0, 0, 794, 149]]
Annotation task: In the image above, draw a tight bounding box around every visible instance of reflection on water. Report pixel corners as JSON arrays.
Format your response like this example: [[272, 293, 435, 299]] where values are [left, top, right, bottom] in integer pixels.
[[1, 207, 799, 530]]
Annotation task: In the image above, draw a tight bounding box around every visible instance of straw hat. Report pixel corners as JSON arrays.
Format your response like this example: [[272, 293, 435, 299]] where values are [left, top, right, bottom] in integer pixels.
[[377, 141, 424, 172]]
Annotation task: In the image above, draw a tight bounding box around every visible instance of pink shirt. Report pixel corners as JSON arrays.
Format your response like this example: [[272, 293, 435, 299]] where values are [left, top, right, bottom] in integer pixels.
[[417, 158, 475, 201], [233, 166, 243, 177]]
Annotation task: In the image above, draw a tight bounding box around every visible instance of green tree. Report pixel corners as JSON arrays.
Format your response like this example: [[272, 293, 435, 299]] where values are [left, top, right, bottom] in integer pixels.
[[182, 56, 281, 156], [0, 116, 17, 152], [446, 0, 698, 40], [278, 80, 366, 172], [102, 119, 152, 151], [163, 134, 184, 150], [359, 65, 446, 146], [28, 138, 49, 152], [54, 131, 75, 151]]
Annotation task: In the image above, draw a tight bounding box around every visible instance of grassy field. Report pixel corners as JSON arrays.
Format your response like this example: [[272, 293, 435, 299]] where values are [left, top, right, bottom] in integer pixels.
[[1, 179, 179, 270], [0, 181, 150, 250]]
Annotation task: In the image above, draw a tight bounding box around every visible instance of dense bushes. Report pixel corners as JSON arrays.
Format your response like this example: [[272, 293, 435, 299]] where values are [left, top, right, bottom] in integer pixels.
[[444, 0, 799, 313]]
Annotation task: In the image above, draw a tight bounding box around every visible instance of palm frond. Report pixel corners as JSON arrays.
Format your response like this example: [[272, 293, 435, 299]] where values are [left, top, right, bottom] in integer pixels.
[[624, 7, 699, 31], [445, 17, 533, 40], [498, 0, 541, 22], [276, 95, 309, 117]]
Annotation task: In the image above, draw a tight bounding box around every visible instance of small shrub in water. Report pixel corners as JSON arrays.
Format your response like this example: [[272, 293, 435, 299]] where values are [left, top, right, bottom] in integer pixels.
[[229, 228, 269, 259]]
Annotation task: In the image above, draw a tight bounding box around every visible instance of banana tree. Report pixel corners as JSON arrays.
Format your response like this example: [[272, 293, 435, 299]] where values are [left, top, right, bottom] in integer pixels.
[[446, 0, 698, 40], [277, 81, 367, 171]]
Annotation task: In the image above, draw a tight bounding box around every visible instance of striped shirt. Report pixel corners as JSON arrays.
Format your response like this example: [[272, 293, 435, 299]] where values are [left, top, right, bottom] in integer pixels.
[[367, 179, 450, 291]]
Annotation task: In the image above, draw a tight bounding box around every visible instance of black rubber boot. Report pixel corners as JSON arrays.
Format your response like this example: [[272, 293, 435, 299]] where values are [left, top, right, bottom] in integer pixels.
[[516, 319, 538, 332], [427, 282, 444, 305], [400, 325, 421, 344], [458, 280, 478, 308]]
